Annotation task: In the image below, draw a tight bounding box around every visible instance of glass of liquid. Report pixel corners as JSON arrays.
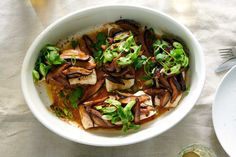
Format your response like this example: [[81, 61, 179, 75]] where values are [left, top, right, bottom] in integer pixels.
[[177, 144, 217, 157]]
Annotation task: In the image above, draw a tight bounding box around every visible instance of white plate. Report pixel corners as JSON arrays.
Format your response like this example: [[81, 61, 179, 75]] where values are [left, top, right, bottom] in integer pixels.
[[213, 65, 236, 156]]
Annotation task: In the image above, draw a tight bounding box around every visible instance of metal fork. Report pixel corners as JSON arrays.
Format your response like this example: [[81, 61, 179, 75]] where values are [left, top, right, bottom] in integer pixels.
[[219, 46, 236, 59]]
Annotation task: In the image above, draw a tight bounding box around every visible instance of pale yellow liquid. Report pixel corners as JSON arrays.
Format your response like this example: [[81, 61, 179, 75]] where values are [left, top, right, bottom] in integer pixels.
[[182, 152, 200, 157]]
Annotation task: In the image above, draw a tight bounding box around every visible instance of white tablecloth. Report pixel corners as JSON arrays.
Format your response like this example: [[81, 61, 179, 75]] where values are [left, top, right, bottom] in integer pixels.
[[1, 0, 235, 156]]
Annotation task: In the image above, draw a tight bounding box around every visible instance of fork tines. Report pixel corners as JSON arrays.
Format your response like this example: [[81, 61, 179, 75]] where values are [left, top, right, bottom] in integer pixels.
[[219, 48, 233, 58]]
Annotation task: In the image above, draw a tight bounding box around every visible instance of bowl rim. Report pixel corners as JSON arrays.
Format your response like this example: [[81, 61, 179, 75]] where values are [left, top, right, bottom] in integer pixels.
[[21, 4, 205, 146]]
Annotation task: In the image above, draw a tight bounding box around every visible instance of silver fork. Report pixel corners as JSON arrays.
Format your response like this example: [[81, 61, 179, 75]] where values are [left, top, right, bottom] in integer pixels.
[[219, 46, 236, 59], [216, 46, 236, 73]]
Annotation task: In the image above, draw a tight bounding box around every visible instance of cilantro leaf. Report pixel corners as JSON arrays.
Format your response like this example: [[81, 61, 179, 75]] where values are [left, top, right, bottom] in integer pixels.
[[69, 87, 83, 108], [71, 40, 79, 49]]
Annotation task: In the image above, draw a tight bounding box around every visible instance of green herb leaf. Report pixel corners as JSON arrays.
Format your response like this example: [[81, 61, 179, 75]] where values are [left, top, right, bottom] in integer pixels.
[[133, 55, 147, 69], [51, 105, 73, 119], [118, 35, 135, 52], [39, 63, 49, 77], [152, 39, 189, 75], [58, 91, 65, 98], [69, 87, 83, 108], [71, 40, 79, 49], [103, 48, 114, 63], [117, 45, 141, 66], [32, 69, 40, 81], [46, 50, 65, 65], [96, 32, 107, 44]]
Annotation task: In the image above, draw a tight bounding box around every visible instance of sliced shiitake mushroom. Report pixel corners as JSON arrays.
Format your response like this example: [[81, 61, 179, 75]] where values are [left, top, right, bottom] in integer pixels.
[[106, 75, 124, 85], [159, 90, 171, 107], [108, 27, 124, 37], [86, 107, 114, 127], [74, 60, 96, 70], [60, 49, 90, 61], [79, 105, 94, 129], [144, 88, 164, 96], [68, 69, 97, 85], [143, 27, 156, 54], [119, 95, 150, 104], [62, 66, 93, 76], [83, 96, 108, 106], [115, 19, 140, 34], [113, 31, 130, 41], [133, 98, 141, 124], [105, 78, 134, 92], [159, 75, 172, 92], [46, 63, 71, 88], [165, 93, 182, 108], [82, 35, 95, 55], [169, 76, 182, 103], [154, 95, 160, 106], [81, 79, 105, 101], [176, 71, 186, 91], [67, 73, 82, 78]]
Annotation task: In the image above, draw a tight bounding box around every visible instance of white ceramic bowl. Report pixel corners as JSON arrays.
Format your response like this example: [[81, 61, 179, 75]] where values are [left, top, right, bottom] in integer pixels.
[[21, 5, 205, 146]]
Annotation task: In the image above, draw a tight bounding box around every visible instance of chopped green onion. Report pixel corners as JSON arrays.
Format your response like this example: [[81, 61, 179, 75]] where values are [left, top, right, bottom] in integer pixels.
[[173, 41, 183, 49]]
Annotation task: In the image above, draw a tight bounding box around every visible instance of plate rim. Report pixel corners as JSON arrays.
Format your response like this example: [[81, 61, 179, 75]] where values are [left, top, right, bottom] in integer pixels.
[[212, 65, 236, 156]]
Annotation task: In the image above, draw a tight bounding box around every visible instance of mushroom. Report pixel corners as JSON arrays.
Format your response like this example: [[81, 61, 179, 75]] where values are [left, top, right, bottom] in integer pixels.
[[169, 77, 182, 102], [106, 75, 124, 85], [86, 107, 114, 127], [62, 66, 93, 76], [115, 19, 140, 35], [158, 75, 172, 92], [113, 31, 130, 41], [176, 71, 186, 91], [108, 27, 124, 37], [143, 27, 156, 54], [74, 59, 96, 70], [134, 91, 152, 107], [83, 96, 108, 106], [165, 93, 182, 108], [81, 79, 105, 101], [154, 96, 160, 106], [78, 105, 94, 129], [69, 69, 97, 85], [60, 49, 90, 61], [144, 88, 164, 96], [140, 106, 156, 121], [108, 67, 130, 77], [82, 35, 95, 55], [158, 90, 171, 107], [164, 77, 182, 108], [105, 78, 134, 92], [119, 97, 136, 104], [115, 91, 134, 97], [46, 63, 71, 88], [133, 98, 141, 124], [119, 91, 156, 121]]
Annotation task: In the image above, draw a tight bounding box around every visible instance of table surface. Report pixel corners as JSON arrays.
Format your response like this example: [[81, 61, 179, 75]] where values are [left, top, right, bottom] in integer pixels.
[[1, 0, 235, 156]]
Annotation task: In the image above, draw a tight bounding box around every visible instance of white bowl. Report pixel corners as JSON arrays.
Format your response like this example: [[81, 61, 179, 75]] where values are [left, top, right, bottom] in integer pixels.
[[21, 5, 205, 146]]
